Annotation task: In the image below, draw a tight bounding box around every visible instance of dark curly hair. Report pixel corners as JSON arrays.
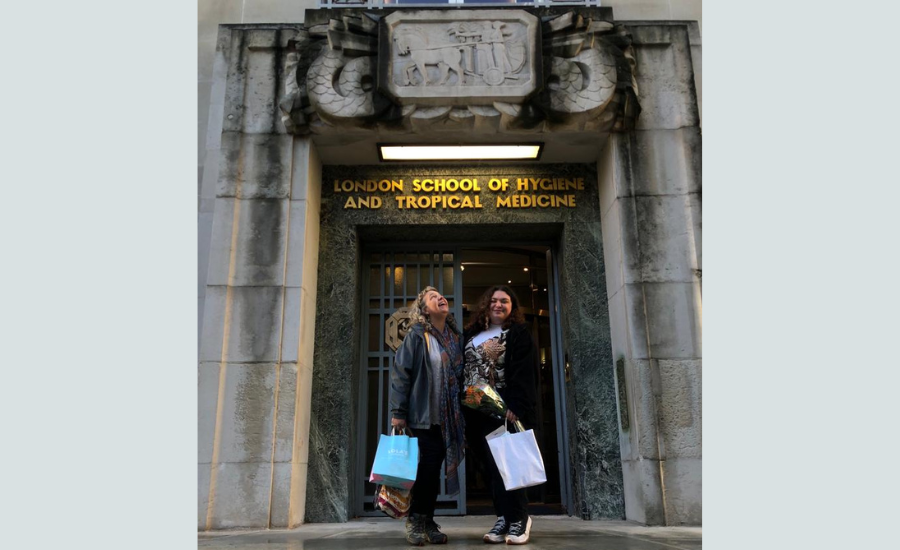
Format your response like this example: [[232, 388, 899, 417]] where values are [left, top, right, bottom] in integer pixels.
[[465, 285, 525, 333]]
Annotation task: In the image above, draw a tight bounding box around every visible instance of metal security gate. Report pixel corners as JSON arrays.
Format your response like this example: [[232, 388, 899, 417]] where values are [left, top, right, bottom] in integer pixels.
[[355, 247, 465, 516]]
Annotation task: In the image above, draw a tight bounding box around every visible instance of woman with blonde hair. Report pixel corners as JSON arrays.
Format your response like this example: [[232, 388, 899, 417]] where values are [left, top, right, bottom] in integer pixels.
[[389, 286, 465, 546]]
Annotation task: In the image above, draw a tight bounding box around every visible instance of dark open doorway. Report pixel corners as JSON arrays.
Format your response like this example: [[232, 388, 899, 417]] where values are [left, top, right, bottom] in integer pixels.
[[356, 243, 569, 517]]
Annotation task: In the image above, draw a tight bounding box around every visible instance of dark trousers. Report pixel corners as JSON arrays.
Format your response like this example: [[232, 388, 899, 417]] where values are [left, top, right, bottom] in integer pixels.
[[409, 425, 446, 517], [463, 408, 529, 523]]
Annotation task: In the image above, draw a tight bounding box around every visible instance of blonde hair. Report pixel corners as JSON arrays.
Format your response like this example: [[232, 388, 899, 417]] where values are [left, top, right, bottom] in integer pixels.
[[409, 286, 460, 334]]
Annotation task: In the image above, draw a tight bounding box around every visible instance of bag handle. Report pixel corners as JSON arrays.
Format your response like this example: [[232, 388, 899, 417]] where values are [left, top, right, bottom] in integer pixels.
[[391, 425, 412, 437], [504, 418, 526, 434]]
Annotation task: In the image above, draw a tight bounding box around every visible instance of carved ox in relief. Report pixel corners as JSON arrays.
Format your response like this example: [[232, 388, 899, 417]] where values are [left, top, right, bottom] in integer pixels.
[[394, 29, 465, 87]]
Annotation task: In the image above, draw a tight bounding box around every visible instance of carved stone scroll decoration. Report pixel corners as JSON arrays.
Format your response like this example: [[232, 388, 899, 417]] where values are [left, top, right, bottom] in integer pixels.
[[280, 9, 641, 135]]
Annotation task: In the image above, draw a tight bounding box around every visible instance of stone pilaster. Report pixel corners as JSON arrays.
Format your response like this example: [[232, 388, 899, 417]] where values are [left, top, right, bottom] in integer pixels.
[[199, 25, 322, 530], [598, 22, 702, 526]]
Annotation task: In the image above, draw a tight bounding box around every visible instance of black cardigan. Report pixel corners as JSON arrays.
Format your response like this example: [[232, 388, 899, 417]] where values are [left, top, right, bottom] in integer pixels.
[[463, 322, 538, 426]]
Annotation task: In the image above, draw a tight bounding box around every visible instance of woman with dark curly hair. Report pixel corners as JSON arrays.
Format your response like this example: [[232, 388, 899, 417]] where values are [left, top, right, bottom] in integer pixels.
[[462, 285, 538, 545]]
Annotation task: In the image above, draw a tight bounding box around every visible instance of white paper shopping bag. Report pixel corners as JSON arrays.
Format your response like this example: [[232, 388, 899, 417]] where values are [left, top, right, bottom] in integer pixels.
[[486, 420, 547, 491]]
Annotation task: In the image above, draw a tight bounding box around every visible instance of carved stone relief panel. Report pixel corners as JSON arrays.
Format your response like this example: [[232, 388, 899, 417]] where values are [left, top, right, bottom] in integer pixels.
[[279, 8, 641, 136], [378, 10, 541, 107]]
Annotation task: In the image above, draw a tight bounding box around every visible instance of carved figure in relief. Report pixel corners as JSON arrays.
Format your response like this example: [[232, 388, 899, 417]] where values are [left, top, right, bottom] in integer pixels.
[[451, 21, 525, 86], [488, 22, 513, 74], [394, 27, 465, 87]]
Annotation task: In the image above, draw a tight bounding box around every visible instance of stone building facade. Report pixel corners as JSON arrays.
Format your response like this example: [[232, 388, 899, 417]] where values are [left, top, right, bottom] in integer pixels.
[[198, 1, 701, 530]]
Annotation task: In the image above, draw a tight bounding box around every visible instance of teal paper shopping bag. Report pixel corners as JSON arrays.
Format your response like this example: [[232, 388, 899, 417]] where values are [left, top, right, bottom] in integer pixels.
[[369, 430, 419, 490]]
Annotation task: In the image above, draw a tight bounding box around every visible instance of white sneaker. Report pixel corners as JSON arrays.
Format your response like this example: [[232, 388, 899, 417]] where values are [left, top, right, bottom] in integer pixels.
[[506, 516, 532, 545]]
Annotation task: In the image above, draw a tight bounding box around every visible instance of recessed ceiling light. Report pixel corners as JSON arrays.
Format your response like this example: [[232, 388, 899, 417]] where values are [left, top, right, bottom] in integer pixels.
[[523, 267, 529, 272], [379, 144, 542, 162], [508, 280, 512, 284]]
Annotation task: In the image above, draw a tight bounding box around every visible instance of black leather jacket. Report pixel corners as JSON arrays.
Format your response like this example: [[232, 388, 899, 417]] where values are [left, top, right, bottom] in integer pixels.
[[389, 323, 463, 430]]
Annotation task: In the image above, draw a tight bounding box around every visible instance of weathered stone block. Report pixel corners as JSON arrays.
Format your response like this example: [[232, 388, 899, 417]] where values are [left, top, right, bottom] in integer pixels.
[[200, 149, 220, 202], [234, 199, 290, 286], [205, 85, 226, 152], [662, 457, 702, 525], [274, 362, 299, 463], [688, 192, 701, 274], [621, 457, 665, 525], [198, 464, 211, 529], [601, 198, 624, 297], [606, 289, 629, 361], [615, 198, 643, 285], [290, 461, 308, 526], [281, 288, 303, 363], [642, 282, 702, 359], [199, 286, 227, 362], [208, 462, 272, 529], [628, 359, 661, 460], [657, 359, 702, 458], [635, 194, 700, 283], [246, 29, 279, 50], [290, 138, 318, 201], [628, 128, 702, 196], [198, 362, 221, 464], [206, 198, 290, 287], [597, 137, 617, 217], [622, 284, 650, 359], [198, 211, 215, 297], [295, 139, 323, 201], [268, 462, 294, 528], [206, 199, 236, 287], [223, 30, 248, 133], [243, 47, 279, 133], [218, 133, 294, 199], [301, 204, 321, 296], [285, 201, 308, 289], [226, 287, 286, 362], [295, 361, 314, 467], [217, 363, 278, 463], [629, 25, 699, 130]]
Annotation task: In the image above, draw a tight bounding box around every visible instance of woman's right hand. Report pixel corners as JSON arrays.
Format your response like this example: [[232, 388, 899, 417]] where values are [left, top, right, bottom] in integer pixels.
[[391, 417, 407, 429]]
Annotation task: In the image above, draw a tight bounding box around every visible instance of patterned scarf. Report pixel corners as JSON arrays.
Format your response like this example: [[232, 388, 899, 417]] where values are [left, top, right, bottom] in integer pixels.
[[427, 324, 465, 496]]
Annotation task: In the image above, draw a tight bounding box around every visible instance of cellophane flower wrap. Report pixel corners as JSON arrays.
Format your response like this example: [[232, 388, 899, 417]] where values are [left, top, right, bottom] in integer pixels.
[[462, 382, 507, 419]]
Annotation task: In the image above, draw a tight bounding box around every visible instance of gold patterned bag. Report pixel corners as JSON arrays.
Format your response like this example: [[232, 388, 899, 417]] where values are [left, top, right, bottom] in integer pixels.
[[374, 484, 412, 519]]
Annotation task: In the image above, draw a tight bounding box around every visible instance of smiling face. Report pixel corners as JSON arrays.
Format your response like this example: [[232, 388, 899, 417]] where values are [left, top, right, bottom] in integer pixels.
[[423, 289, 449, 318], [488, 290, 512, 326]]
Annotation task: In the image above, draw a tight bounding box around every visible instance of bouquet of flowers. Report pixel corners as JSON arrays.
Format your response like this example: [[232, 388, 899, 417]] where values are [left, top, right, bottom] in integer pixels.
[[462, 382, 507, 420], [463, 382, 527, 433]]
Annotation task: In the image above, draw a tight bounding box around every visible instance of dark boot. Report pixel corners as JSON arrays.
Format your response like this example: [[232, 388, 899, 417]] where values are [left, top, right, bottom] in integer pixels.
[[424, 517, 448, 544], [405, 513, 427, 546]]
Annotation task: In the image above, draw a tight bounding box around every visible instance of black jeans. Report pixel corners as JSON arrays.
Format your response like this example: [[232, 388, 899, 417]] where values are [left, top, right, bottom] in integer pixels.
[[409, 425, 446, 517], [463, 408, 529, 523]]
